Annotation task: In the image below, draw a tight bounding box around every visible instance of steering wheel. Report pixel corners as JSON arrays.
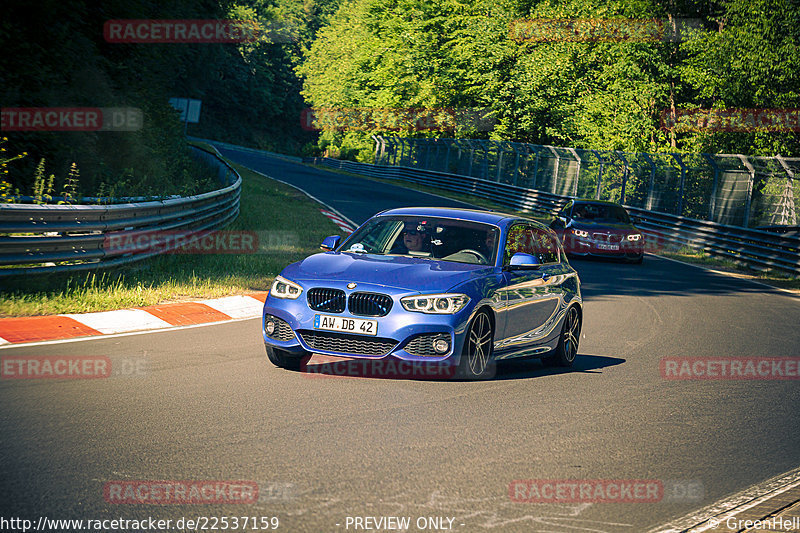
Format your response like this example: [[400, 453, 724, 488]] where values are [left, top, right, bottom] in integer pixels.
[[457, 249, 489, 264]]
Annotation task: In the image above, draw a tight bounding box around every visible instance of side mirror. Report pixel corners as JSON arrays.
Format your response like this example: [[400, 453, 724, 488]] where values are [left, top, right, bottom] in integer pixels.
[[507, 252, 541, 269], [550, 216, 567, 229], [320, 235, 341, 251]]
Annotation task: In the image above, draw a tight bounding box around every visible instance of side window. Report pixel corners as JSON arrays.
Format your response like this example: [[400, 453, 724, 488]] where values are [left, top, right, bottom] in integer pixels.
[[532, 228, 560, 264], [503, 224, 537, 264]]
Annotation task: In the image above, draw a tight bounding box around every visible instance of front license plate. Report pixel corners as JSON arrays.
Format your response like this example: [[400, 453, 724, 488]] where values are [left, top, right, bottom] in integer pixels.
[[596, 243, 620, 250], [314, 314, 378, 336]]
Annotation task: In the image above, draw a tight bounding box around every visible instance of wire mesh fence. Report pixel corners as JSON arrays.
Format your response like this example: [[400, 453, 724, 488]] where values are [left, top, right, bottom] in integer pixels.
[[373, 137, 799, 229]]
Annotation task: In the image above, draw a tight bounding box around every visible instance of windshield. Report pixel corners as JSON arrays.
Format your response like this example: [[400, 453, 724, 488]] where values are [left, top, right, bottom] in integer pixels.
[[571, 203, 631, 223], [339, 216, 500, 265]]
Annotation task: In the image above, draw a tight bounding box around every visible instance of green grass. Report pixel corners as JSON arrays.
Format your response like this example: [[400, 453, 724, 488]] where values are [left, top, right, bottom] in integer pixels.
[[0, 162, 340, 317], [309, 164, 800, 291], [659, 248, 800, 290]]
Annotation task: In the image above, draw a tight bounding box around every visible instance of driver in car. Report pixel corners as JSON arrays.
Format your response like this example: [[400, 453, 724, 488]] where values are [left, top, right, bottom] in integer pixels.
[[392, 221, 431, 254]]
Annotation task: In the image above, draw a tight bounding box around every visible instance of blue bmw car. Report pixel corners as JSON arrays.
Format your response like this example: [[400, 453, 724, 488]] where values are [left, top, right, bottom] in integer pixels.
[[262, 207, 583, 379]]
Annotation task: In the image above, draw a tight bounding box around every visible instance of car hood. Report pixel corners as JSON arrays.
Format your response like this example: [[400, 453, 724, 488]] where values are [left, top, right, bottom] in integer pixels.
[[570, 220, 638, 232], [282, 252, 494, 292]]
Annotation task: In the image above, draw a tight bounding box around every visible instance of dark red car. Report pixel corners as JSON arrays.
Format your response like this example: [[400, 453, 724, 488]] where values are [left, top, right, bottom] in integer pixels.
[[549, 200, 644, 263]]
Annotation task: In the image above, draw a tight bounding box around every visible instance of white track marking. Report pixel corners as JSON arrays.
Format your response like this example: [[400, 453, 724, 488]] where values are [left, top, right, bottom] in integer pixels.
[[0, 316, 260, 350], [198, 295, 263, 319], [647, 465, 800, 532], [60, 309, 172, 334]]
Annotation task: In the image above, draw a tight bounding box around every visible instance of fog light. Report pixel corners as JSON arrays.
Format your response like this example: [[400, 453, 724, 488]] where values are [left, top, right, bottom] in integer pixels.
[[433, 338, 450, 354], [265, 320, 276, 335]]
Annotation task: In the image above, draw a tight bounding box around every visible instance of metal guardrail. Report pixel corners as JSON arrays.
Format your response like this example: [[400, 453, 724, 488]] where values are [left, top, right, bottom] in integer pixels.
[[304, 156, 800, 276], [188, 136, 303, 163], [0, 145, 241, 277], [372, 136, 799, 229]]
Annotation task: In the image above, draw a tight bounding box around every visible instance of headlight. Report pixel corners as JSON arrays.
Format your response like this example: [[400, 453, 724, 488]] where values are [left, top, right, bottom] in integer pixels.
[[401, 294, 470, 314], [627, 233, 642, 241], [572, 229, 589, 238], [270, 275, 303, 299]]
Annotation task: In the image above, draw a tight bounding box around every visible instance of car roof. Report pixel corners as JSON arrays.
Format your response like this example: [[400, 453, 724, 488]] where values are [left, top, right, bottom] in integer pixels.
[[375, 206, 536, 227], [570, 199, 625, 207]]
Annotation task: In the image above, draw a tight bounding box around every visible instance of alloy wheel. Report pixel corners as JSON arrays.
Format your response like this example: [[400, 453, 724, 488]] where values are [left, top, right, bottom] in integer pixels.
[[467, 312, 493, 375]]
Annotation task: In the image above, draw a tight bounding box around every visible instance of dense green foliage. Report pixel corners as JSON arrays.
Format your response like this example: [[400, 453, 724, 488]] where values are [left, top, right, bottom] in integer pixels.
[[2, 0, 797, 189], [299, 0, 800, 160], [0, 0, 338, 197]]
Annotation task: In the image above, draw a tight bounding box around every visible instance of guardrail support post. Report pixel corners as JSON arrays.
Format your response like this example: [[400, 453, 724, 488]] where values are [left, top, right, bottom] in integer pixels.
[[494, 141, 504, 182], [567, 148, 581, 197], [482, 141, 490, 180], [672, 153, 687, 216], [546, 146, 560, 194], [703, 154, 719, 221], [455, 139, 467, 175], [617, 152, 629, 204], [511, 144, 521, 186], [466, 141, 475, 177], [591, 150, 604, 200], [775, 155, 798, 226], [738, 154, 755, 227], [392, 137, 400, 165], [371, 135, 385, 164], [642, 153, 656, 211]]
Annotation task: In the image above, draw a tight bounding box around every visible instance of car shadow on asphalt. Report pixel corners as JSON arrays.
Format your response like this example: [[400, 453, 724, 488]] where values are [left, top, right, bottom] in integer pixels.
[[294, 353, 623, 382], [492, 353, 625, 380]]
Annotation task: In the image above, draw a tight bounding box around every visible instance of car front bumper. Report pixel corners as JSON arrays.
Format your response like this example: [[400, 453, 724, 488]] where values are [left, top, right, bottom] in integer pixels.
[[262, 281, 476, 363], [564, 237, 643, 258]]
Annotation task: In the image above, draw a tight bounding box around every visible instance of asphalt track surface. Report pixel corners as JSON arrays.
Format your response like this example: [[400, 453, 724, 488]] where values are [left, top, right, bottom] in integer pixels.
[[1, 144, 799, 532]]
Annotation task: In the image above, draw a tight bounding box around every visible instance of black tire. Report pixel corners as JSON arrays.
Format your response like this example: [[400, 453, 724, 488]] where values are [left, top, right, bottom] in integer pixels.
[[631, 254, 644, 264], [542, 306, 581, 368], [457, 310, 495, 379], [265, 345, 308, 371]]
